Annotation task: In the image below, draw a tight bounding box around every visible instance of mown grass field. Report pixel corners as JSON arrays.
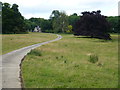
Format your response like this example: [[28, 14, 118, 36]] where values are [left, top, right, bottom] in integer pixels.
[[22, 34, 118, 88], [2, 32, 57, 55]]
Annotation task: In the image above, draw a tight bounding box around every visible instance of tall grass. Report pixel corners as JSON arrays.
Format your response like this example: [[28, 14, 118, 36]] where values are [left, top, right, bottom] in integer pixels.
[[2, 32, 57, 54], [22, 34, 118, 88]]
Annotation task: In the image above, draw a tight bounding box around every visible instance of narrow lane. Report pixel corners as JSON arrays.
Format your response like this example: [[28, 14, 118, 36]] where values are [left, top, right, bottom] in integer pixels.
[[1, 34, 62, 88]]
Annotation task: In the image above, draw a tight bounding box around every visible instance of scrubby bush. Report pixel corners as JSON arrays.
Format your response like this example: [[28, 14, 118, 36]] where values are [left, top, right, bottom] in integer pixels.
[[88, 54, 98, 63], [28, 49, 42, 56]]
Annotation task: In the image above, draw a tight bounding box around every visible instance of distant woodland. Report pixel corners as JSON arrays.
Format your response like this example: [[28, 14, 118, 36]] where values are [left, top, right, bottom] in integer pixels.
[[1, 2, 120, 39]]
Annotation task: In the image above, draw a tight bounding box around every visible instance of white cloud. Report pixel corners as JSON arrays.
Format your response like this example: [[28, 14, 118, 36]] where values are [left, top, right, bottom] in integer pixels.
[[2, 0, 119, 19], [24, 12, 51, 19]]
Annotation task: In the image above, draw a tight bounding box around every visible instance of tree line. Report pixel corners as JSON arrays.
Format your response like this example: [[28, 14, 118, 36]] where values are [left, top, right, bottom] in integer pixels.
[[2, 2, 119, 40], [25, 10, 79, 34], [2, 2, 80, 34]]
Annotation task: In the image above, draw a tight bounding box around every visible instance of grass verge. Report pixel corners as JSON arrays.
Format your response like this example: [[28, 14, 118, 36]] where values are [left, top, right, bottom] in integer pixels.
[[22, 34, 118, 88], [2, 32, 57, 55]]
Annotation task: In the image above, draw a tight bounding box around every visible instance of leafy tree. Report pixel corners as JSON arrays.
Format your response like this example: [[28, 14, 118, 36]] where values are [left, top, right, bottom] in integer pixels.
[[68, 13, 79, 31], [59, 11, 69, 33], [24, 19, 34, 32], [74, 10, 111, 40], [2, 3, 27, 34], [0, 2, 2, 34], [50, 10, 61, 33], [40, 19, 52, 32], [2, 3, 13, 33], [66, 25, 73, 33], [50, 10, 69, 33], [29, 17, 41, 31], [28, 17, 52, 32], [11, 4, 27, 33], [50, 10, 60, 19], [107, 16, 119, 33]]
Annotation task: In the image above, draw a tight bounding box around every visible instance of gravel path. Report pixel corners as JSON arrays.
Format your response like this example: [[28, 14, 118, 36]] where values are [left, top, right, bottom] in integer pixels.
[[0, 34, 62, 88]]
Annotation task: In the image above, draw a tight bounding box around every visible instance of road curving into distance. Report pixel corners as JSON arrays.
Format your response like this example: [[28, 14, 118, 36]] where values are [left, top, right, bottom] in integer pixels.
[[0, 34, 62, 88]]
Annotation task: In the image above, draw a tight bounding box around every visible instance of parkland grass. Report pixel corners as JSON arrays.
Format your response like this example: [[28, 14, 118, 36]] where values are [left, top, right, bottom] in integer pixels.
[[2, 32, 57, 55], [22, 34, 118, 88]]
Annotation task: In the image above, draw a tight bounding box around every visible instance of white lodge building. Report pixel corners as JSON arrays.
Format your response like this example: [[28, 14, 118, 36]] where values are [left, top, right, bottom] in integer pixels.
[[33, 26, 41, 32]]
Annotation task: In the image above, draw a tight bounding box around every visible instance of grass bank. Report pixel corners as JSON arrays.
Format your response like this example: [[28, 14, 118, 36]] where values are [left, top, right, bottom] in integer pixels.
[[22, 34, 118, 88], [2, 32, 57, 55]]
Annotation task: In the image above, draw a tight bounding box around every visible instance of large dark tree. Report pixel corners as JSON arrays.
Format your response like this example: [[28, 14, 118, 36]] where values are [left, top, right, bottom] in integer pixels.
[[74, 10, 111, 40]]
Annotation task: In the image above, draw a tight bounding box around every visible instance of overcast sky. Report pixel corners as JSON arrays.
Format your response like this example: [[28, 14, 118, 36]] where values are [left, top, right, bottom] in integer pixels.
[[2, 0, 119, 19]]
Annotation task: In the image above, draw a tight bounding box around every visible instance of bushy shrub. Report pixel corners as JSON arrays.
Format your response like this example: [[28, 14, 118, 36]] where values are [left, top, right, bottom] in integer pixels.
[[88, 54, 98, 63], [28, 49, 42, 56]]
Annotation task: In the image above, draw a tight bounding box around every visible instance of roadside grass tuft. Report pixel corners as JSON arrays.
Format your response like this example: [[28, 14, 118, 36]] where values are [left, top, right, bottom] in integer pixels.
[[55, 56, 59, 59], [28, 49, 42, 56], [88, 54, 99, 63]]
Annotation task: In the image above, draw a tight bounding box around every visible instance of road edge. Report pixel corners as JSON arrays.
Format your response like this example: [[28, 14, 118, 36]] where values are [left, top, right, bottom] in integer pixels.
[[19, 34, 62, 88]]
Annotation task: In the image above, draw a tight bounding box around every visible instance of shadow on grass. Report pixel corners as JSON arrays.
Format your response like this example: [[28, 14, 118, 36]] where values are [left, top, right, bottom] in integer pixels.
[[75, 36, 94, 39], [74, 36, 118, 43]]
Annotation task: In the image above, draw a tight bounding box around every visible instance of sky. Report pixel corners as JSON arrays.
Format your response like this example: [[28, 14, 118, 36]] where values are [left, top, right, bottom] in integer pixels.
[[2, 0, 119, 19]]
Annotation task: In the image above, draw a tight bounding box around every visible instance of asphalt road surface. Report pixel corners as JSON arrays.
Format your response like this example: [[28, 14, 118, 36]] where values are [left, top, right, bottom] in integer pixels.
[[0, 34, 62, 88]]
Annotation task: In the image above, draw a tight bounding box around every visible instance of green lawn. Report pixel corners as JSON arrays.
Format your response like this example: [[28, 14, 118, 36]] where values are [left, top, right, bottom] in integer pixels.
[[22, 34, 118, 88], [2, 32, 57, 55]]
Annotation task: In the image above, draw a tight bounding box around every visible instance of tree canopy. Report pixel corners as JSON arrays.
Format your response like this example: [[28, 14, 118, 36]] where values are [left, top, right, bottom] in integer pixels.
[[50, 10, 69, 33], [2, 2, 119, 35], [0, 2, 2, 34], [2, 3, 27, 34], [68, 13, 79, 31], [26, 17, 52, 32], [74, 10, 111, 40], [107, 16, 120, 33]]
